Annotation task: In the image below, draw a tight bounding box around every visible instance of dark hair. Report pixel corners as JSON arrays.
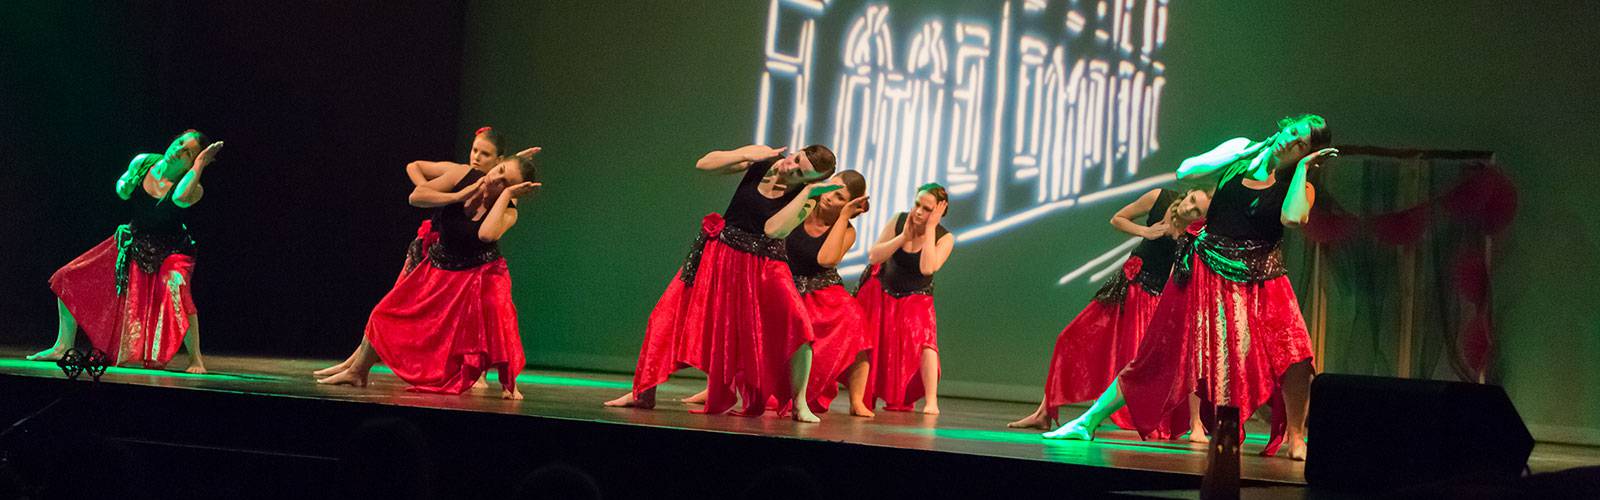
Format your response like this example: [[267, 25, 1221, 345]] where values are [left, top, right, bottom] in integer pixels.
[[834, 169, 869, 217], [801, 144, 837, 179], [504, 154, 539, 185], [916, 182, 949, 215], [173, 129, 210, 149], [475, 126, 506, 157], [1276, 114, 1331, 150]]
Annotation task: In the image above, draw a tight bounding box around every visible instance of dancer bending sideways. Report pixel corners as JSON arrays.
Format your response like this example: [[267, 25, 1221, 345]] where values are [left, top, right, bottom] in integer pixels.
[[783, 170, 875, 417], [1044, 114, 1335, 461]]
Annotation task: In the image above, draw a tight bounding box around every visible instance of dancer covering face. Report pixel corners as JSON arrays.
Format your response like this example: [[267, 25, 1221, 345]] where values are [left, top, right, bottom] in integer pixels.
[[781, 170, 874, 417], [857, 184, 956, 415]]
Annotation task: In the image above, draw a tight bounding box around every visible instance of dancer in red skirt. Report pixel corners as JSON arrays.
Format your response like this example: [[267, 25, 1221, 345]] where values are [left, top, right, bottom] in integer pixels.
[[1008, 188, 1210, 436], [605, 144, 837, 423], [315, 127, 537, 378], [30, 130, 223, 373], [1044, 115, 1335, 461], [318, 155, 541, 399], [783, 170, 875, 417], [858, 184, 956, 414]]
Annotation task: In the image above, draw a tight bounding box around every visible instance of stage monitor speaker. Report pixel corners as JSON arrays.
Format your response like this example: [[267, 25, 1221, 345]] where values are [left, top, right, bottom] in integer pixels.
[[1305, 374, 1533, 492]]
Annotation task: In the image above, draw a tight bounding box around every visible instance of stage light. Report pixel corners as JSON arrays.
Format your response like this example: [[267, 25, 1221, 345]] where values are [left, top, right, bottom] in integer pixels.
[[55, 348, 110, 382]]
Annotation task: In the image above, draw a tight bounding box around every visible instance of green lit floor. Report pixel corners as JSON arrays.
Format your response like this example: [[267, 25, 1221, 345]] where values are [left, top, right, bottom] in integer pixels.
[[4, 346, 1596, 487]]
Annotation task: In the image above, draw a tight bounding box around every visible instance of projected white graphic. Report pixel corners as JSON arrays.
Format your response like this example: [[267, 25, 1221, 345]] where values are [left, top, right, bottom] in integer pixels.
[[755, 0, 1174, 281]]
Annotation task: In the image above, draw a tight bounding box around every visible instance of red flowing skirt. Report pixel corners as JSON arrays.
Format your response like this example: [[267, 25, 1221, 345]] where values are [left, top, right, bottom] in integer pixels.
[[51, 237, 197, 368], [629, 268, 705, 397], [1042, 258, 1184, 435], [685, 237, 814, 417], [799, 284, 872, 413], [858, 265, 939, 412], [366, 258, 524, 394], [1119, 253, 1312, 451]]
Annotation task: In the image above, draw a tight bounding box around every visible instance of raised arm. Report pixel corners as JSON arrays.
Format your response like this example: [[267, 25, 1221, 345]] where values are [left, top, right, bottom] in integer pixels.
[[477, 182, 540, 242], [408, 165, 476, 208], [917, 201, 953, 275], [1176, 137, 1260, 182], [816, 196, 868, 268], [173, 142, 224, 208], [116, 154, 157, 200], [1110, 188, 1169, 239], [406, 160, 468, 186], [867, 218, 905, 265], [696, 144, 785, 174], [1280, 148, 1335, 227], [764, 184, 820, 239]]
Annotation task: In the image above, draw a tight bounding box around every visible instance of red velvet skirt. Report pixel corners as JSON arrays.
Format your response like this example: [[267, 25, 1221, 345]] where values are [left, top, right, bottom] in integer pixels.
[[630, 268, 705, 397], [366, 258, 524, 394], [798, 284, 872, 413], [51, 237, 197, 368], [684, 234, 815, 417], [858, 265, 939, 412], [1119, 253, 1312, 452], [1042, 257, 1185, 435]]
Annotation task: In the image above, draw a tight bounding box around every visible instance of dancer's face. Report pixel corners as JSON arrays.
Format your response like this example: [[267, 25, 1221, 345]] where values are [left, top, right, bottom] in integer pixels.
[[816, 176, 851, 214], [469, 135, 501, 170], [1173, 190, 1211, 221], [1272, 123, 1314, 166], [772, 152, 824, 185], [909, 191, 940, 226], [158, 134, 202, 180]]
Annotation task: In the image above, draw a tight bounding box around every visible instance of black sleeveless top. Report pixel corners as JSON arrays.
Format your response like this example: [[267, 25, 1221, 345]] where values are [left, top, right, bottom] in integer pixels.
[[1206, 170, 1292, 242], [784, 221, 850, 294], [1128, 189, 1181, 286], [722, 158, 802, 234], [880, 212, 950, 296], [427, 170, 506, 270], [127, 155, 188, 237]]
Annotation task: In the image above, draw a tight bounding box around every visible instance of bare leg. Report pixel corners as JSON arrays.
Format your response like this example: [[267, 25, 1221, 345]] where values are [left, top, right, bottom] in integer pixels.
[[499, 365, 522, 400], [790, 344, 819, 423], [473, 374, 489, 390], [27, 298, 77, 361], [1007, 399, 1052, 429], [317, 342, 378, 387], [846, 353, 874, 417], [182, 314, 206, 374], [603, 386, 656, 409], [679, 387, 708, 404], [1187, 393, 1210, 443], [1043, 378, 1126, 440], [919, 348, 941, 415], [1280, 360, 1314, 460]]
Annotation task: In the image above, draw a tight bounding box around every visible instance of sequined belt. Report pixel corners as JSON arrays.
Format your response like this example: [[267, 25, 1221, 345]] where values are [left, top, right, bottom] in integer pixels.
[[1092, 256, 1168, 305], [793, 269, 842, 296], [1173, 230, 1286, 284], [678, 225, 788, 285], [114, 224, 195, 296], [426, 241, 503, 271]]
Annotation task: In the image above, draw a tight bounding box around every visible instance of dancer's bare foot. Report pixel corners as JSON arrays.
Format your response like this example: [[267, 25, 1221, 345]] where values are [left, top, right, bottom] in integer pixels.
[[920, 403, 940, 415], [1042, 418, 1096, 441], [317, 369, 368, 387], [26, 346, 67, 362], [473, 376, 489, 390], [679, 389, 708, 405], [502, 387, 524, 400], [792, 406, 821, 424], [184, 362, 208, 375], [850, 404, 876, 418], [1284, 438, 1307, 461], [313, 359, 352, 377], [1186, 430, 1211, 444], [603, 389, 655, 409], [1008, 410, 1052, 430]]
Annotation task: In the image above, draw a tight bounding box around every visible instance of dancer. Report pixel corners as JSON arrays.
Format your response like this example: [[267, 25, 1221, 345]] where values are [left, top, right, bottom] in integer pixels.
[[1007, 187, 1210, 437], [31, 130, 223, 373], [858, 184, 955, 414], [784, 171, 874, 417], [318, 155, 541, 399], [315, 127, 535, 378], [605, 144, 836, 424], [1044, 115, 1335, 461]]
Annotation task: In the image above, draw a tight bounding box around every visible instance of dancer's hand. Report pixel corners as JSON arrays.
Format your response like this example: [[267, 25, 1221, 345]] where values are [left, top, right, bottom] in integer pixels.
[[196, 141, 224, 167], [515, 147, 542, 159], [740, 145, 786, 162], [1299, 147, 1338, 170], [924, 201, 948, 237], [505, 181, 541, 198], [838, 196, 870, 222], [1143, 221, 1171, 240], [452, 177, 486, 203]]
